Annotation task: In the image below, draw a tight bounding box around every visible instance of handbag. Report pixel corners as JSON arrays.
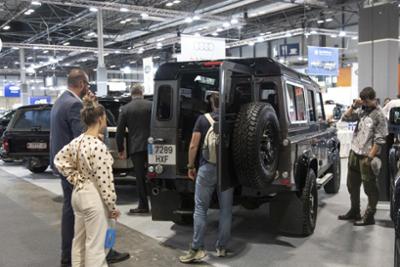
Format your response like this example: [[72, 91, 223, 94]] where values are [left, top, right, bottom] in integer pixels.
[[105, 219, 116, 249]]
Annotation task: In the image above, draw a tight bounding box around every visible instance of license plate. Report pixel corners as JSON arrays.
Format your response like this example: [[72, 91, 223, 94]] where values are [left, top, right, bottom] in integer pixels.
[[148, 144, 176, 165], [27, 142, 47, 150]]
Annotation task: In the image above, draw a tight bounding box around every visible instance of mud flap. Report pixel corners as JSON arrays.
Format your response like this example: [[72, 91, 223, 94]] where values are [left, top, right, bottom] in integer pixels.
[[150, 189, 181, 221], [270, 192, 304, 236]]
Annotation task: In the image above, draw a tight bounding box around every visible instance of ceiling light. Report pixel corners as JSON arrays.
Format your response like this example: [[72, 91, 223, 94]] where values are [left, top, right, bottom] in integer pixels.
[[24, 9, 34, 15], [110, 65, 116, 68], [216, 28, 223, 32], [88, 31, 96, 37], [4, 66, 8, 69], [120, 7, 128, 12], [63, 42, 70, 46], [43, 50, 49, 54], [138, 48, 144, 54], [173, 0, 181, 3], [285, 32, 292, 37], [257, 36, 264, 42], [115, 50, 121, 54], [31, 1, 41, 6], [157, 37, 165, 42], [259, 33, 265, 36], [157, 42, 163, 49], [12, 47, 19, 50], [14, 61, 19, 64], [339, 31, 346, 37], [122, 66, 131, 73], [166, 2, 173, 7], [193, 15, 201, 21], [120, 20, 127, 24], [330, 34, 337, 38], [33, 46, 39, 50], [248, 41, 255, 46], [223, 22, 231, 28], [325, 18, 333, 22], [141, 13, 149, 18], [352, 36, 358, 40], [231, 18, 239, 25], [310, 30, 318, 35], [127, 47, 132, 50], [3, 25, 10, 30], [64, 63, 70, 66], [185, 17, 193, 23], [194, 33, 201, 37], [27, 56, 33, 60], [125, 18, 132, 22], [212, 32, 218, 36], [89, 7, 98, 12], [317, 20, 324, 24]]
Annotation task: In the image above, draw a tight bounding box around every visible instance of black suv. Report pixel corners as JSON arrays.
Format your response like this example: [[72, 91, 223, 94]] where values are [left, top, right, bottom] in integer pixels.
[[147, 58, 341, 236], [2, 104, 51, 173]]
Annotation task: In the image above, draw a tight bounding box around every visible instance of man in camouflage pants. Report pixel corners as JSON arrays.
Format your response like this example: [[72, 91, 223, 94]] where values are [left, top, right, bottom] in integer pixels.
[[339, 87, 388, 226]]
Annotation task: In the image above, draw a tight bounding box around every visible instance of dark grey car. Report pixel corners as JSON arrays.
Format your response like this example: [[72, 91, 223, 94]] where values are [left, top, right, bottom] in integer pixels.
[[147, 58, 341, 236]]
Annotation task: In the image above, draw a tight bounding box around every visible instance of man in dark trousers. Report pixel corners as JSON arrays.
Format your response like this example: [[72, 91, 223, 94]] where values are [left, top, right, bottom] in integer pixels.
[[50, 68, 129, 267], [117, 84, 152, 214], [339, 87, 388, 226]]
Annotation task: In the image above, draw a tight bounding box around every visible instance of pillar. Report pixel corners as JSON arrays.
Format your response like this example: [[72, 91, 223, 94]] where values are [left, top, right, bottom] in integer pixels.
[[19, 48, 29, 105], [96, 8, 107, 96]]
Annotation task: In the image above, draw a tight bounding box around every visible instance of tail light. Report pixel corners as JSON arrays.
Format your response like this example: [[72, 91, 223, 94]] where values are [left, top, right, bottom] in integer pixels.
[[2, 138, 9, 153]]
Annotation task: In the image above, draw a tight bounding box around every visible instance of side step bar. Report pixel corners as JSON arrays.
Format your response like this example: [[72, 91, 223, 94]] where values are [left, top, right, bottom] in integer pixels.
[[173, 210, 193, 215], [317, 173, 333, 189]]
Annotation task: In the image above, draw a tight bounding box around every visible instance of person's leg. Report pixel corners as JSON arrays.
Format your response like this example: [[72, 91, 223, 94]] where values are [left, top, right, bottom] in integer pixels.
[[339, 151, 362, 220], [61, 176, 75, 263], [71, 191, 85, 267], [131, 152, 149, 210], [360, 159, 379, 217], [216, 187, 234, 250], [192, 164, 217, 250], [83, 184, 108, 267]]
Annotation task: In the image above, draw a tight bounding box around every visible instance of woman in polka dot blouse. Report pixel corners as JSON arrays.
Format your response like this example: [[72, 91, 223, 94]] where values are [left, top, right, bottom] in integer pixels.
[[54, 98, 120, 267]]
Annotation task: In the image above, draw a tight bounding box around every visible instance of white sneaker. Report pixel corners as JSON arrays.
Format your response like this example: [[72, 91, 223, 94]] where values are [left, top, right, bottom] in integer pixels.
[[216, 247, 227, 257]]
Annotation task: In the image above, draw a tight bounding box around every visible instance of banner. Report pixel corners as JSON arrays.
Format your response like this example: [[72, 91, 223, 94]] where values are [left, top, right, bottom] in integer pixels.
[[143, 57, 154, 95], [4, 84, 21, 97], [177, 35, 226, 62], [307, 46, 339, 76], [279, 43, 300, 57], [29, 96, 52, 105]]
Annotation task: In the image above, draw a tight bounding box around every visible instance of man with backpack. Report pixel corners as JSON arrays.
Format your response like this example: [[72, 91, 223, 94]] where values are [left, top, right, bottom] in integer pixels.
[[179, 92, 234, 264]]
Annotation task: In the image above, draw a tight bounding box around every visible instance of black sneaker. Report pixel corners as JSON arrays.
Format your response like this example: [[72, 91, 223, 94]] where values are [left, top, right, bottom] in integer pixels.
[[128, 208, 149, 214], [354, 214, 375, 226], [106, 249, 130, 264], [338, 209, 361, 221], [60, 258, 71, 267]]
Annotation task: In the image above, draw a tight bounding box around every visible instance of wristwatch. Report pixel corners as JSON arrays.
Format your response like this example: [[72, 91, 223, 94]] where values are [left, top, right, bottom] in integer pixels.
[[187, 164, 195, 170]]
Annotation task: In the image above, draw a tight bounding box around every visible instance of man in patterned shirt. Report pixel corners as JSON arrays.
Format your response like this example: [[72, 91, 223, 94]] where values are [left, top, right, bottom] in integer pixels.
[[338, 87, 388, 226]]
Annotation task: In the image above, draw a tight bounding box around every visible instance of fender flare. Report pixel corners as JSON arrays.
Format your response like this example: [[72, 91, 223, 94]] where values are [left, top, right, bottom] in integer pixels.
[[294, 151, 318, 192]]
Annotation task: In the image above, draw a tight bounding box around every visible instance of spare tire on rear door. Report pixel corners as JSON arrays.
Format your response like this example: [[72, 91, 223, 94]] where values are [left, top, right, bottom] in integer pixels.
[[232, 102, 280, 189]]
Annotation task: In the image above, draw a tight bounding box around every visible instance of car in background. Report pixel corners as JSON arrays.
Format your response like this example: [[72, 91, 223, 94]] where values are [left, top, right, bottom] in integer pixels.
[[0, 109, 16, 137], [2, 104, 51, 173], [98, 96, 133, 176]]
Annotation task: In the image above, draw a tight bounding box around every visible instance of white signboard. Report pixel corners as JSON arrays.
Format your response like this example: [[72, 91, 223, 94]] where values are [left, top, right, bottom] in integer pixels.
[[143, 57, 154, 95], [177, 35, 226, 62]]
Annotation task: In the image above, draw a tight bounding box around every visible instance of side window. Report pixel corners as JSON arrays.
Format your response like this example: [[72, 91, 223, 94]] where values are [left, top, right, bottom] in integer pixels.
[[286, 83, 306, 122], [315, 92, 325, 121], [259, 82, 278, 112], [156, 85, 172, 121], [307, 90, 316, 122]]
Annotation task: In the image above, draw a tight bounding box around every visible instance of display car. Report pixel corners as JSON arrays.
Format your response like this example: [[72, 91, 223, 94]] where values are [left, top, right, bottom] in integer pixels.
[[2, 104, 51, 173], [147, 58, 341, 236], [388, 106, 400, 266]]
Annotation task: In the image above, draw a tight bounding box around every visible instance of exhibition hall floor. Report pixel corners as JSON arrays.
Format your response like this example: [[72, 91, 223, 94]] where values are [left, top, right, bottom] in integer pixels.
[[0, 159, 393, 267]]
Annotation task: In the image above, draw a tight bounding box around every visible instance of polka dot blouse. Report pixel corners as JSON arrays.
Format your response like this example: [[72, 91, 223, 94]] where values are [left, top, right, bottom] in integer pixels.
[[54, 134, 117, 212]]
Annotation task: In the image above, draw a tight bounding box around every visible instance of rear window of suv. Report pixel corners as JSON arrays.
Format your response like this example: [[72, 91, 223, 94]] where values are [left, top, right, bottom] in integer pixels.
[[13, 109, 50, 130]]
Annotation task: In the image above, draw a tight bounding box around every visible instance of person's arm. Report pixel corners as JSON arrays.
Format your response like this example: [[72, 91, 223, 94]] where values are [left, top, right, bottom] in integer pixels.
[[53, 142, 76, 182], [187, 132, 201, 180], [70, 102, 84, 138], [116, 108, 127, 159], [92, 143, 118, 214], [369, 111, 389, 159], [342, 99, 363, 122]]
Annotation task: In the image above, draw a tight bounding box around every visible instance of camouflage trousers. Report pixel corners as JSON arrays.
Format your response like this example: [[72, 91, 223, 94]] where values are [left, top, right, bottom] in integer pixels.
[[347, 150, 379, 215]]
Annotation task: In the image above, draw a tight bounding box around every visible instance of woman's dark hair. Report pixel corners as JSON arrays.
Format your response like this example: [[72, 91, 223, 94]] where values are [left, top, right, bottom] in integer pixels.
[[359, 87, 376, 100], [80, 98, 105, 127]]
